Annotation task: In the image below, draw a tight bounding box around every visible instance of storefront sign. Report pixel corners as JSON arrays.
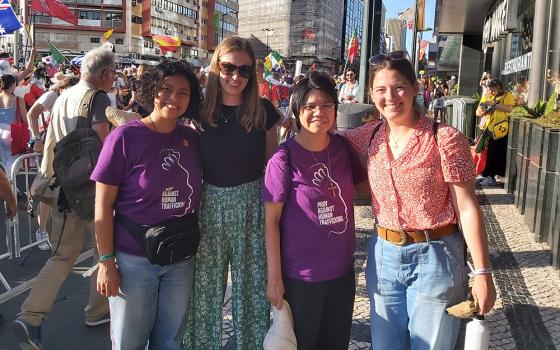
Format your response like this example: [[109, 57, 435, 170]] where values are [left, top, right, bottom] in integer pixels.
[[502, 52, 532, 75], [483, 0, 519, 44]]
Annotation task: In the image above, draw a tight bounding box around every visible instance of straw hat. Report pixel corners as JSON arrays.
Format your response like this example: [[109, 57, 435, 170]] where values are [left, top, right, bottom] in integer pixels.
[[105, 107, 141, 127]]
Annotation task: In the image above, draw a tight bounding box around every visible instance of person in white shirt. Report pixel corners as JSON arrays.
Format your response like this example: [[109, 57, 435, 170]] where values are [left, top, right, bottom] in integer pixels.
[[338, 68, 359, 103]]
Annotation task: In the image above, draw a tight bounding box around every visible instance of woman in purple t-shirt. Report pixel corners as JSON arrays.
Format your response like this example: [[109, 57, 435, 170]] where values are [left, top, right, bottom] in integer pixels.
[[91, 60, 203, 350], [263, 71, 367, 350]]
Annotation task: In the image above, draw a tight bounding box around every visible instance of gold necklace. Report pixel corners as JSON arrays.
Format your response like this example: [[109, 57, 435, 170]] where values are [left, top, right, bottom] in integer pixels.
[[388, 128, 413, 151], [220, 106, 239, 123], [308, 142, 337, 197]]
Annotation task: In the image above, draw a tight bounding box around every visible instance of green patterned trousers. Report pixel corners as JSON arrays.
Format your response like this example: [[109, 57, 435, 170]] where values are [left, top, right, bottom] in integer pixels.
[[184, 179, 270, 350]]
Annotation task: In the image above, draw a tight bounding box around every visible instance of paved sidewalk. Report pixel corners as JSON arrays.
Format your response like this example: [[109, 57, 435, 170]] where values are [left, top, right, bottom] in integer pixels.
[[1, 187, 560, 349]]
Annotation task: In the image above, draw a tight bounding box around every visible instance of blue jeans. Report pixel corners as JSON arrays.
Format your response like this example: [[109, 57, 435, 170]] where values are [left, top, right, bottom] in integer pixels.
[[366, 231, 467, 350], [110, 251, 196, 350]]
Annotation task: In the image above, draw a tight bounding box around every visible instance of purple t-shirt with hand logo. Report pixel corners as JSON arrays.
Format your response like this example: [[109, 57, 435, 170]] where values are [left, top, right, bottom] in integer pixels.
[[263, 134, 366, 282], [91, 120, 203, 256]]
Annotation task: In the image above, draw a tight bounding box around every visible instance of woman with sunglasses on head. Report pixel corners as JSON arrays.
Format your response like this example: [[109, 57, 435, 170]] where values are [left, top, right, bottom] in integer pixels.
[[343, 51, 496, 350], [263, 71, 366, 350], [185, 37, 281, 350]]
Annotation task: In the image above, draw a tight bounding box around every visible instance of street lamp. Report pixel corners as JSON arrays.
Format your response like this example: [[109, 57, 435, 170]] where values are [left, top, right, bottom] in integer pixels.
[[221, 10, 238, 42], [263, 28, 273, 55]]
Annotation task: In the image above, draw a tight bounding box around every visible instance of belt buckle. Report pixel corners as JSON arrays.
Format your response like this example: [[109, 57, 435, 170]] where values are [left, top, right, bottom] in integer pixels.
[[394, 229, 408, 246]]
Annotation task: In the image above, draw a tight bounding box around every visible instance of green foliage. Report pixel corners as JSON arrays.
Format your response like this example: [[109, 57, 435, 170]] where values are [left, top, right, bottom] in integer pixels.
[[512, 106, 528, 115], [524, 99, 547, 118], [545, 92, 557, 116]]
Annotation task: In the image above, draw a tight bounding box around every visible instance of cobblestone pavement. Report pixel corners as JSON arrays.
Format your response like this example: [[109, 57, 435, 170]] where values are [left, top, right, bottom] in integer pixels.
[[1, 186, 559, 349], [220, 188, 560, 350]]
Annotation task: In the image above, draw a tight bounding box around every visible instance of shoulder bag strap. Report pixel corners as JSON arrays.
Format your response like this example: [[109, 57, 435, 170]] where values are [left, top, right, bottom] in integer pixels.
[[368, 122, 383, 147], [79, 89, 101, 128]]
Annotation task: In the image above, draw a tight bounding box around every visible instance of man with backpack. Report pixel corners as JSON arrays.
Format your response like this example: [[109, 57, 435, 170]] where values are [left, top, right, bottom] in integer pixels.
[[12, 47, 115, 349]]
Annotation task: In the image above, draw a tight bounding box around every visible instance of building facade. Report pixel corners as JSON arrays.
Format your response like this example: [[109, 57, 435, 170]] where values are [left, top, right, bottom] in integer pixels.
[[341, 0, 363, 65], [385, 18, 406, 52], [238, 0, 343, 71], [0, 0, 236, 66]]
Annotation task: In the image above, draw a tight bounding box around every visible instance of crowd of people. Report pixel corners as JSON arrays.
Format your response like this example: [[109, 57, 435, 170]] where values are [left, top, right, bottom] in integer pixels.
[[0, 38, 501, 350]]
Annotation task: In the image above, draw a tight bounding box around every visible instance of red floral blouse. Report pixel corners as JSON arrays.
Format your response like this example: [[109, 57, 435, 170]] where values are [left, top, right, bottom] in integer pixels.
[[344, 115, 475, 231]]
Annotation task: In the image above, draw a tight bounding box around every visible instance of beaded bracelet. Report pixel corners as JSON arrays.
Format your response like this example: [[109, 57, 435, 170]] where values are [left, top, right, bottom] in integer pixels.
[[99, 253, 115, 262]]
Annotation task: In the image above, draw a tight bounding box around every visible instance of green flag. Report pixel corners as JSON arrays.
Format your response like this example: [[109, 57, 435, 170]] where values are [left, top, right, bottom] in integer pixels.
[[49, 42, 66, 65]]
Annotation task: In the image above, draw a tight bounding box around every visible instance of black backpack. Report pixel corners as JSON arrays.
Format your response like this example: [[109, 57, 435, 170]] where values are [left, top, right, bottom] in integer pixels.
[[52, 88, 103, 221]]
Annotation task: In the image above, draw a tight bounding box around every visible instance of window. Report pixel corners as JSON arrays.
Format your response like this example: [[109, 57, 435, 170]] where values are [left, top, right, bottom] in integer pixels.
[[132, 15, 142, 24], [90, 37, 100, 43], [116, 38, 124, 44], [79, 11, 100, 20]]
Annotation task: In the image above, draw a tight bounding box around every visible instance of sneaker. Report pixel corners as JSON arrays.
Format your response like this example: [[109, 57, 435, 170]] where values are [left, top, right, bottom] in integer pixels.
[[35, 230, 51, 251], [85, 313, 110, 327], [475, 174, 485, 181], [11, 318, 42, 350], [479, 176, 498, 187]]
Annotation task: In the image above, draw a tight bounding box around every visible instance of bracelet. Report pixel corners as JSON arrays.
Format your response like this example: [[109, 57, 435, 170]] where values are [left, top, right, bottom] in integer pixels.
[[467, 262, 492, 277], [99, 253, 115, 262]]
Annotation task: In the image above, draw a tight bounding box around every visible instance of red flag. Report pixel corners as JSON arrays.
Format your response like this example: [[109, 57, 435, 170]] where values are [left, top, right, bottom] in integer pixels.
[[32, 0, 77, 25], [347, 30, 359, 64], [301, 30, 316, 40], [418, 40, 430, 60]]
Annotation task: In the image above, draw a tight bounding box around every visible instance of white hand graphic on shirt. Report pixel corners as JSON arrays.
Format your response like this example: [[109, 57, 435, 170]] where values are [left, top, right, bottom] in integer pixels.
[[310, 163, 348, 236], [161, 149, 193, 216]]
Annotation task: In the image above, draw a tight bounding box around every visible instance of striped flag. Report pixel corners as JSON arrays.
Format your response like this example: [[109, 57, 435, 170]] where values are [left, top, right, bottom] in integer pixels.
[[347, 29, 359, 64], [153, 35, 181, 53]]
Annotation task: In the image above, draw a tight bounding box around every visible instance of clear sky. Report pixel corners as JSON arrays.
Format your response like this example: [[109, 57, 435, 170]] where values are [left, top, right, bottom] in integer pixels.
[[383, 0, 436, 54]]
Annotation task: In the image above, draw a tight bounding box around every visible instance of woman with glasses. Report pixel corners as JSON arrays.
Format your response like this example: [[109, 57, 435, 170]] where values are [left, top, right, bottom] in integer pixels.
[[338, 68, 359, 103], [263, 71, 366, 349], [185, 37, 281, 350], [343, 52, 496, 349]]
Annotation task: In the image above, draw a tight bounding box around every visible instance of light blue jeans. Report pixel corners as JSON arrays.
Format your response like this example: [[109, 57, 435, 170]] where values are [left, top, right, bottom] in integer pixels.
[[366, 230, 467, 350], [109, 251, 196, 350]]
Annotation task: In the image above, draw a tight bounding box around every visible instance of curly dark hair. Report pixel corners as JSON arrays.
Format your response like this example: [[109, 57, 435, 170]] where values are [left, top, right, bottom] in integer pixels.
[[290, 71, 338, 130], [136, 60, 202, 119]]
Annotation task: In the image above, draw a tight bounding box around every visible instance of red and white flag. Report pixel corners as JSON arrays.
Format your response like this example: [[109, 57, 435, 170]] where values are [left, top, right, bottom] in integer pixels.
[[31, 0, 78, 25]]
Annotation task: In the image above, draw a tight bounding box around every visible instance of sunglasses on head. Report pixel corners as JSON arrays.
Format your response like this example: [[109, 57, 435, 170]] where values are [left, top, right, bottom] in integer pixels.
[[218, 62, 254, 78], [368, 51, 407, 66]]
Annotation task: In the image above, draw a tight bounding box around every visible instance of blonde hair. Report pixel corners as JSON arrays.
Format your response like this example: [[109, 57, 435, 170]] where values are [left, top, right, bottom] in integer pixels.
[[203, 37, 264, 132]]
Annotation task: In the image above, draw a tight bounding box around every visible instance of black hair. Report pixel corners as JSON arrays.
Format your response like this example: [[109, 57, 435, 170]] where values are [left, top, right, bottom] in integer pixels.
[[290, 71, 338, 130], [137, 60, 202, 119], [345, 67, 357, 76], [486, 78, 503, 90], [0, 74, 16, 91]]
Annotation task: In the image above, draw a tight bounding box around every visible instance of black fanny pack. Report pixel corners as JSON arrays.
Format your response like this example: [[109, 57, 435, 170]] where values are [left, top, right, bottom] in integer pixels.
[[115, 213, 200, 266]]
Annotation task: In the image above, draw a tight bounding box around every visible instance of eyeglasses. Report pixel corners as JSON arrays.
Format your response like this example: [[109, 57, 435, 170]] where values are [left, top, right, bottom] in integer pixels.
[[368, 51, 407, 66], [301, 103, 335, 113], [218, 62, 254, 78]]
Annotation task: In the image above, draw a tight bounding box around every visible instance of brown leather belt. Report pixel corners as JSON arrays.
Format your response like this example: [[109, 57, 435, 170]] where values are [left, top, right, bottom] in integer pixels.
[[376, 224, 458, 246]]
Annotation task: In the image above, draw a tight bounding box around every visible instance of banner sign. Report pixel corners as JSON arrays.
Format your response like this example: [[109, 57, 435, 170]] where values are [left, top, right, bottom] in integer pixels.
[[502, 51, 532, 75], [483, 0, 518, 44]]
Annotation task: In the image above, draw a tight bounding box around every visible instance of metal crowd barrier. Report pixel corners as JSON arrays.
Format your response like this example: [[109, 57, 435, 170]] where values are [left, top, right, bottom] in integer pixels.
[[1, 153, 42, 293]]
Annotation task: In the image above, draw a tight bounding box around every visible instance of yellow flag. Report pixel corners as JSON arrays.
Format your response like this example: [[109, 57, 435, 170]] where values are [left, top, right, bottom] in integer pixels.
[[416, 0, 425, 30], [104, 29, 114, 42]]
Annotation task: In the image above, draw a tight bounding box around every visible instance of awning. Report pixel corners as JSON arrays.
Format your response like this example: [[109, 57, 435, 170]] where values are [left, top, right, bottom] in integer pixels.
[[435, 0, 496, 34]]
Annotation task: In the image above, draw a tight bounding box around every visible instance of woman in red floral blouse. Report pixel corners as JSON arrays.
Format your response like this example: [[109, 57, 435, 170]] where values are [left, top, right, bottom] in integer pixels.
[[344, 52, 496, 350]]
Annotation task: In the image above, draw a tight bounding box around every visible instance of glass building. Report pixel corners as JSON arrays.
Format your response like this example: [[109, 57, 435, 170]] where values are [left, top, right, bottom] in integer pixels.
[[341, 0, 364, 65]]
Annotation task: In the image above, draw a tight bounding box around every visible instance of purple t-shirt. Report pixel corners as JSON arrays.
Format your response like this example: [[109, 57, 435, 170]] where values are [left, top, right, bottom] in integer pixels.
[[262, 134, 366, 282], [91, 120, 203, 256]]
